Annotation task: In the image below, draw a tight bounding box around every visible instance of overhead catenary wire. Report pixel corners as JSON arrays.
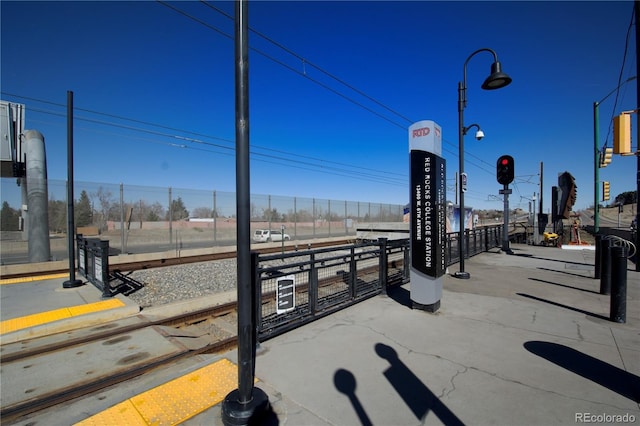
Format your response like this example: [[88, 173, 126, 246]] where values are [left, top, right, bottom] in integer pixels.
[[2, 93, 407, 186], [3, 2, 510, 201], [603, 6, 636, 148], [157, 0, 499, 179]]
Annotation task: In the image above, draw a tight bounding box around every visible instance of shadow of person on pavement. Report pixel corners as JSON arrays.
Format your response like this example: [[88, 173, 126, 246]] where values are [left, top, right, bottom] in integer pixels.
[[375, 343, 464, 425], [334, 368, 373, 426]]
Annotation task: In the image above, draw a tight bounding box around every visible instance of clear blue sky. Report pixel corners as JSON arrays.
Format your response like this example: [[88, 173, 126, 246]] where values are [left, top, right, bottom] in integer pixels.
[[1, 1, 637, 214]]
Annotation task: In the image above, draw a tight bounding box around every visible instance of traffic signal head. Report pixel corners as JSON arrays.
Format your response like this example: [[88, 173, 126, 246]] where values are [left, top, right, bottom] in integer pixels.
[[602, 181, 610, 201], [613, 113, 631, 154], [496, 155, 514, 185], [600, 147, 613, 168]]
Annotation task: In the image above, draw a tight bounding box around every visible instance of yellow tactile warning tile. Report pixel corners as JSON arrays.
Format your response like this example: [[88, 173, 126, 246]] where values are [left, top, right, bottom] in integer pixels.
[[75, 358, 251, 426], [0, 273, 70, 285], [0, 299, 125, 335]]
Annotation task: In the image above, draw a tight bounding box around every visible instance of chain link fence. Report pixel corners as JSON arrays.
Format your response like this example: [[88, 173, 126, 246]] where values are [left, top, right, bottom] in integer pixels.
[[0, 178, 404, 264]]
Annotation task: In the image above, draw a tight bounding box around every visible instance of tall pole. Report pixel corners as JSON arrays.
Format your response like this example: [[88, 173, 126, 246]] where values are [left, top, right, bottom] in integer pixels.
[[539, 161, 543, 215], [593, 74, 637, 234], [635, 0, 639, 271], [454, 47, 512, 279], [222, 0, 269, 423], [500, 184, 512, 253], [235, 0, 252, 404], [594, 101, 601, 232], [63, 90, 82, 288], [456, 81, 469, 278]]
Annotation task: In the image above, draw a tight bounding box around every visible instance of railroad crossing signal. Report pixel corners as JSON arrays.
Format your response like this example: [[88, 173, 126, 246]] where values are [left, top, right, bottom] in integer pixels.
[[599, 147, 613, 168], [496, 155, 514, 185], [602, 181, 610, 201]]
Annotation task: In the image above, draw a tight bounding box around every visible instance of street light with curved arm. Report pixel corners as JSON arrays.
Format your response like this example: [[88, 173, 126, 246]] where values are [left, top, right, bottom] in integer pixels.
[[463, 123, 485, 140], [455, 48, 512, 279]]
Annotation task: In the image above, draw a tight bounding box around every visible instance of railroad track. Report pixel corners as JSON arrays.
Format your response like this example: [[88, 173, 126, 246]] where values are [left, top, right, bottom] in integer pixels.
[[1, 238, 353, 280], [2, 240, 405, 423], [0, 302, 240, 423]]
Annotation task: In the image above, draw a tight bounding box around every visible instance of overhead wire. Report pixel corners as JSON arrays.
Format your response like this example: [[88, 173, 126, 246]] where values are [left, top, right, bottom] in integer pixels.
[[2, 92, 407, 186], [4, 2, 505, 200], [603, 5, 636, 148], [158, 0, 498, 178]]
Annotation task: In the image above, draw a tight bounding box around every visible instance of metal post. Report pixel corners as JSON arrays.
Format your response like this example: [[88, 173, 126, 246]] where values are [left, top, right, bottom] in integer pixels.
[[251, 251, 260, 367], [539, 162, 544, 225], [64, 90, 82, 288], [635, 0, 640, 272], [222, 0, 269, 423], [349, 247, 357, 299], [168, 187, 173, 245], [120, 183, 125, 254], [309, 252, 318, 314], [98, 240, 111, 298], [378, 238, 388, 296], [599, 238, 611, 295], [328, 199, 332, 237], [500, 184, 512, 253], [609, 245, 627, 323], [456, 82, 469, 278], [594, 234, 602, 279], [213, 190, 217, 243], [593, 101, 601, 233], [532, 193, 538, 245]]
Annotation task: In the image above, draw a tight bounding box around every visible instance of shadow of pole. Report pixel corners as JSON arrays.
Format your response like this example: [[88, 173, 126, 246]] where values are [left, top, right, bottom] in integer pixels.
[[375, 343, 464, 425], [524, 341, 640, 403], [334, 369, 373, 426], [527, 277, 600, 294], [517, 293, 610, 321]]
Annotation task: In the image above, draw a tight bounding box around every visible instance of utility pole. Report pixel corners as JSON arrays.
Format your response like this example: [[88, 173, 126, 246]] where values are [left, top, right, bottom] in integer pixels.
[[635, 0, 640, 271]]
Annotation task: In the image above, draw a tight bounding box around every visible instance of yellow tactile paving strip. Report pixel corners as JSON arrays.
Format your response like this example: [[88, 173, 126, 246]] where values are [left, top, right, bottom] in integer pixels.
[[0, 273, 70, 285], [75, 358, 249, 426], [0, 299, 125, 335]]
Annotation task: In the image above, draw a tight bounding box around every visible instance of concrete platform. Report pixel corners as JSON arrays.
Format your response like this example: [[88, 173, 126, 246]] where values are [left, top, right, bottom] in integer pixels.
[[2, 243, 639, 426], [0, 275, 140, 343], [190, 244, 640, 425]]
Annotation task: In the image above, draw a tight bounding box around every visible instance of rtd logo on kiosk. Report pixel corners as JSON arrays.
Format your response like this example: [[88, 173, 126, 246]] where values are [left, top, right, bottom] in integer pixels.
[[412, 126, 441, 139], [409, 120, 446, 312]]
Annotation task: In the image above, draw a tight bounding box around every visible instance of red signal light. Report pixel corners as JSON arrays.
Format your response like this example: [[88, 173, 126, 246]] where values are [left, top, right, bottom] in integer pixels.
[[496, 155, 514, 185]]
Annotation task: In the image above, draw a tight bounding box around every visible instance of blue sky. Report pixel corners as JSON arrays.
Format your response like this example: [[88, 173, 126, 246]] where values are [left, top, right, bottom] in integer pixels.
[[1, 0, 637, 214]]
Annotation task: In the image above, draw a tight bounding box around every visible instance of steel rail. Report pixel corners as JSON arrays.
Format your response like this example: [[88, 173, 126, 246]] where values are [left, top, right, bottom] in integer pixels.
[[1, 238, 353, 280]]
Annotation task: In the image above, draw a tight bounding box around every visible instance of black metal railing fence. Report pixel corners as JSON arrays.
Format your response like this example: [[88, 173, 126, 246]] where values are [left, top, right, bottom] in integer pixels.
[[256, 225, 502, 340]]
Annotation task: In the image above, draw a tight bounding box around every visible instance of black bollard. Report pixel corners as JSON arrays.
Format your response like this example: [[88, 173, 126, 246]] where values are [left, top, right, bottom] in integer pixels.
[[594, 235, 602, 280], [609, 246, 628, 323], [599, 239, 611, 295]]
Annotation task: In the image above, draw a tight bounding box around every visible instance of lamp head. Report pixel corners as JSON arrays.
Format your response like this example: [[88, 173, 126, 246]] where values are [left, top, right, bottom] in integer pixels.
[[481, 61, 512, 90], [475, 129, 485, 140]]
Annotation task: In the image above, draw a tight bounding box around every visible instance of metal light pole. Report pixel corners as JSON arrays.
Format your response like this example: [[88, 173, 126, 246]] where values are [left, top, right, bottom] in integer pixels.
[[63, 90, 82, 288], [221, 1, 269, 423], [455, 48, 512, 279], [593, 75, 637, 233]]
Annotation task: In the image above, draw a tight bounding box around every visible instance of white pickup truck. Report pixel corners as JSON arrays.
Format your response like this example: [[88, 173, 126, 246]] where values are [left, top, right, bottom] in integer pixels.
[[253, 229, 291, 243]]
